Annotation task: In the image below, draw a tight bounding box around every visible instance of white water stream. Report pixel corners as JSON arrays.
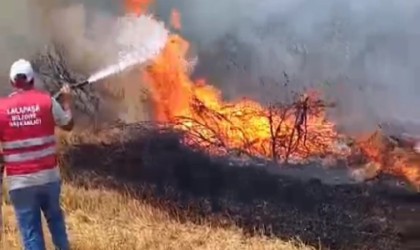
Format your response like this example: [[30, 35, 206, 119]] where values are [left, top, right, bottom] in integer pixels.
[[87, 14, 168, 83]]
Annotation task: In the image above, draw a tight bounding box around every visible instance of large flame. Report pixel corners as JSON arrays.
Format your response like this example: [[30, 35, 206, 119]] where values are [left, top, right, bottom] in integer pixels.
[[125, 0, 153, 15], [123, 1, 343, 161], [125, 1, 420, 189], [141, 31, 343, 161]]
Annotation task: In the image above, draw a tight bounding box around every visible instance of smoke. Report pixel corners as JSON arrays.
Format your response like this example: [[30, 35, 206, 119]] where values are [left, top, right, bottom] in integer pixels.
[[0, 1, 156, 122], [0, 0, 52, 93], [153, 0, 420, 135], [48, 2, 161, 122], [0, 1, 84, 82]]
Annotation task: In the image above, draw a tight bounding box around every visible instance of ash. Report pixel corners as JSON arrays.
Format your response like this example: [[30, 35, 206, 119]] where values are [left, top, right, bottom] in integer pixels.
[[61, 122, 420, 250]]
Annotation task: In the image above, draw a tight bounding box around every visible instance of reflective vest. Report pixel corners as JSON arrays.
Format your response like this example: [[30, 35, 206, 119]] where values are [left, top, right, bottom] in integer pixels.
[[0, 90, 59, 190]]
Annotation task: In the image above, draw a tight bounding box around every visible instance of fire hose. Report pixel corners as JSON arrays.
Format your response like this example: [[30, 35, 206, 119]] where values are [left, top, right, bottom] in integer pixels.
[[52, 80, 90, 100]]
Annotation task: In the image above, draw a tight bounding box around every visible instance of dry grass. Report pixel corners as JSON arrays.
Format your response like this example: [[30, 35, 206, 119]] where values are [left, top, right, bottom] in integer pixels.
[[2, 181, 314, 250], [1, 129, 315, 249]]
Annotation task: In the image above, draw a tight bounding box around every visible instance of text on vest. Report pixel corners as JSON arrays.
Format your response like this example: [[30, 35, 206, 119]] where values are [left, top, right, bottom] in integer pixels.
[[7, 105, 42, 128]]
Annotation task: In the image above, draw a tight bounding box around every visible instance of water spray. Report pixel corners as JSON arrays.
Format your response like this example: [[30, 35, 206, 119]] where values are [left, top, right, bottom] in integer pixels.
[[52, 50, 161, 99], [53, 14, 169, 99]]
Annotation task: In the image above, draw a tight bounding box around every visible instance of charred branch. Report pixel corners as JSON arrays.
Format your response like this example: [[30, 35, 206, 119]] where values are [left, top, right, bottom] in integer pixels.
[[31, 43, 100, 118]]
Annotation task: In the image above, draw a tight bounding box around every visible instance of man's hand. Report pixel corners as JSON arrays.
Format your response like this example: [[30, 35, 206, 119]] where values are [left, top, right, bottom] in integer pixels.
[[53, 84, 74, 131], [60, 84, 72, 110]]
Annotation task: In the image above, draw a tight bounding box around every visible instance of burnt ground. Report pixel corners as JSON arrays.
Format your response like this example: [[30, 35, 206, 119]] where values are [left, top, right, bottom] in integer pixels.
[[60, 124, 420, 250]]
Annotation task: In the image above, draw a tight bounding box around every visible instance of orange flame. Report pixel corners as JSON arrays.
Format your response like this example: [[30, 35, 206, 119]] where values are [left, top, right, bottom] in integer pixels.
[[356, 132, 420, 189], [125, 0, 153, 15], [125, 1, 420, 188], [142, 30, 342, 161], [126, 3, 343, 161]]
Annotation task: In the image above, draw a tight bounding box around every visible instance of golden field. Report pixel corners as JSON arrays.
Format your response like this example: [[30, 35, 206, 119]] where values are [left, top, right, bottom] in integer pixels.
[[2, 181, 313, 250]]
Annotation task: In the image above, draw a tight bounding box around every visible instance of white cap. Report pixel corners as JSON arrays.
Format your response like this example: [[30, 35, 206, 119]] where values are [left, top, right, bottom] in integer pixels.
[[9, 59, 34, 82]]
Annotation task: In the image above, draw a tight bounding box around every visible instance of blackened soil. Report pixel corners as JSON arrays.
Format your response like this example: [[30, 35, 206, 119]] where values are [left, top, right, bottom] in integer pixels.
[[61, 124, 420, 250]]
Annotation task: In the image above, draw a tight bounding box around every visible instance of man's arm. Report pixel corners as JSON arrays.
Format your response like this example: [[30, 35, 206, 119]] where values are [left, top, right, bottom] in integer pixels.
[[51, 84, 74, 131], [51, 97, 74, 131]]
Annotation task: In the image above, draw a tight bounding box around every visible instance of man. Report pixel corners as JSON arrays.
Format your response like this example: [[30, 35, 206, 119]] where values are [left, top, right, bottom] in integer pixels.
[[0, 59, 73, 250]]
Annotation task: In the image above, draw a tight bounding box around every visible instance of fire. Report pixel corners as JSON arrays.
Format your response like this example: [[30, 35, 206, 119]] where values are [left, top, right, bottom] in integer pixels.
[[356, 131, 420, 189], [124, 1, 420, 189], [125, 0, 153, 15], [123, 2, 344, 161], [139, 16, 343, 161]]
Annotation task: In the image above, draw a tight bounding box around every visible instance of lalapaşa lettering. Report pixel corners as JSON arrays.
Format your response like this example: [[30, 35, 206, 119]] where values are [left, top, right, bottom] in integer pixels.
[[7, 104, 42, 128], [7, 104, 40, 115]]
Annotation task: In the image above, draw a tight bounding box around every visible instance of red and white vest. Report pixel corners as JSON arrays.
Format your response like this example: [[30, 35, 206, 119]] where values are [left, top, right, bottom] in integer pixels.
[[0, 89, 60, 190]]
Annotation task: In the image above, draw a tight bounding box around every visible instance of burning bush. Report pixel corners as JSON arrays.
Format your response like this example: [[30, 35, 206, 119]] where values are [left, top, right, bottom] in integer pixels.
[[135, 9, 419, 189], [142, 33, 348, 162]]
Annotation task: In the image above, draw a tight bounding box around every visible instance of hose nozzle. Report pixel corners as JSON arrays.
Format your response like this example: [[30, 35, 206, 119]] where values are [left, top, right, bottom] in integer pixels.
[[53, 80, 89, 99]]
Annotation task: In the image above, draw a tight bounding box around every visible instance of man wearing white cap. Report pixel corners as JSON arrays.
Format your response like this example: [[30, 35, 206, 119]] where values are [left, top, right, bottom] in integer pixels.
[[0, 59, 73, 250]]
